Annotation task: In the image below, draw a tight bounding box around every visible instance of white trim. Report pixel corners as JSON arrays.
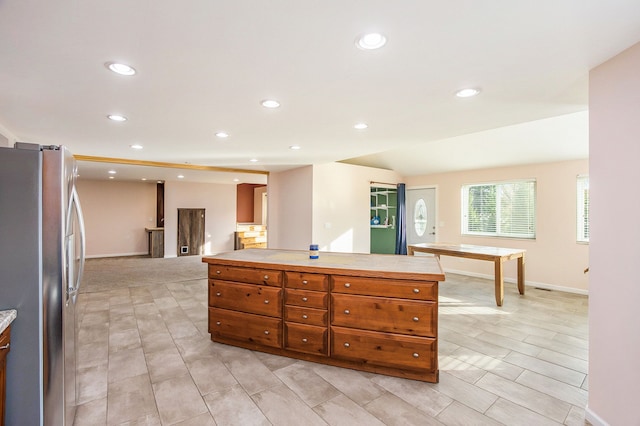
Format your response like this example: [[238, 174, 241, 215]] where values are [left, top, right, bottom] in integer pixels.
[[86, 251, 148, 259], [443, 268, 589, 295], [585, 406, 609, 426]]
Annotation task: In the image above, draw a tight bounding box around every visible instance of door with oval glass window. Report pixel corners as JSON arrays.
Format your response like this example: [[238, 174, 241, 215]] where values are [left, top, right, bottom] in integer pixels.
[[406, 187, 436, 246]]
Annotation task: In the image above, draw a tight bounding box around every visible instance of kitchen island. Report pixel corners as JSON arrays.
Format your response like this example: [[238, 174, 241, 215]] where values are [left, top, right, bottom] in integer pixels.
[[203, 249, 445, 383]]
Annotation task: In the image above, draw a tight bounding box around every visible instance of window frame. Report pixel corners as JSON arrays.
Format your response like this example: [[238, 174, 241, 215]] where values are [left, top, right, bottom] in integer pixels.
[[461, 179, 537, 239]]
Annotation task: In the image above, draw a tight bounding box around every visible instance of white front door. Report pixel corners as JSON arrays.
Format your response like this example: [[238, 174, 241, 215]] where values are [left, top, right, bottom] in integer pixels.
[[406, 187, 436, 245]]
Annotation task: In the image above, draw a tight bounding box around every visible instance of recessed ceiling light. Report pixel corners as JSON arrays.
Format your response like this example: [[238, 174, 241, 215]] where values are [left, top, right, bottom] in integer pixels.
[[106, 62, 136, 76], [261, 99, 280, 109], [215, 132, 229, 138], [289, 145, 301, 150], [356, 33, 387, 50], [177, 175, 184, 179], [249, 158, 259, 163], [108, 176, 115, 180], [233, 178, 240, 182], [157, 180, 163, 184], [455, 88, 481, 98], [108, 170, 117, 174], [130, 144, 143, 150], [108, 114, 127, 122], [354, 123, 368, 130], [141, 178, 147, 181]]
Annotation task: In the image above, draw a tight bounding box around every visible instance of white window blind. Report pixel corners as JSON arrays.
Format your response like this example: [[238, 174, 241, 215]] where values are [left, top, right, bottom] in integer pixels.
[[462, 180, 536, 239], [577, 175, 590, 243]]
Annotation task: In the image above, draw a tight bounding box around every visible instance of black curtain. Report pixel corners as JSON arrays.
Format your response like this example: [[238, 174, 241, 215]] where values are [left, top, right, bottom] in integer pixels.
[[395, 183, 407, 255]]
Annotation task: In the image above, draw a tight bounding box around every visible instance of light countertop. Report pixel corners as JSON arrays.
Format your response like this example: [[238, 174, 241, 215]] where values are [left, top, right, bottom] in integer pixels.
[[0, 309, 17, 334]]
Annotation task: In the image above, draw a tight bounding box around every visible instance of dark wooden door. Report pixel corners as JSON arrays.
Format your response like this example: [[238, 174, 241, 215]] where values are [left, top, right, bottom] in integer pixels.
[[177, 208, 205, 256]]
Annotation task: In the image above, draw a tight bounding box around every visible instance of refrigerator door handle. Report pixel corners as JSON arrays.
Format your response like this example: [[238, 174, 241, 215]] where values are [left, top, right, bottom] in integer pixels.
[[67, 186, 86, 303]]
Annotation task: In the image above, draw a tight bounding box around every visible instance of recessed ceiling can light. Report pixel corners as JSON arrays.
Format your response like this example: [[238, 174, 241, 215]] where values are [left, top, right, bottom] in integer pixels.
[[354, 123, 368, 130], [141, 178, 147, 181], [177, 175, 184, 179], [249, 158, 259, 163], [106, 62, 136, 76], [356, 33, 387, 50], [130, 144, 143, 150], [233, 178, 240, 182], [215, 132, 229, 138], [109, 176, 115, 180], [261, 99, 280, 109], [108, 170, 117, 174], [289, 145, 301, 150], [108, 114, 127, 122], [455, 88, 481, 98]]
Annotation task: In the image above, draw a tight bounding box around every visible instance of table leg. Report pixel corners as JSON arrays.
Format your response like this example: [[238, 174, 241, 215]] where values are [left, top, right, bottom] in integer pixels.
[[517, 255, 525, 295], [494, 260, 504, 306], [408, 247, 415, 255]]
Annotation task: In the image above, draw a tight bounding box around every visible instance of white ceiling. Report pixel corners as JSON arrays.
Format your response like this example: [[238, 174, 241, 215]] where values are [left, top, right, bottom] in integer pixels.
[[1, 1, 639, 183]]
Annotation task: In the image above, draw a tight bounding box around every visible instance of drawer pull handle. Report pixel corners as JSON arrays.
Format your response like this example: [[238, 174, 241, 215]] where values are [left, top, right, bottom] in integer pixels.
[[413, 316, 419, 322], [344, 283, 351, 288], [0, 343, 9, 350], [264, 275, 269, 280], [302, 314, 308, 319], [216, 321, 221, 326], [302, 280, 308, 284], [344, 309, 350, 315], [413, 353, 419, 358], [344, 342, 350, 348], [264, 300, 270, 304], [264, 330, 270, 335], [302, 338, 308, 343], [216, 270, 221, 275], [302, 297, 308, 302], [413, 288, 420, 294], [216, 292, 221, 296]]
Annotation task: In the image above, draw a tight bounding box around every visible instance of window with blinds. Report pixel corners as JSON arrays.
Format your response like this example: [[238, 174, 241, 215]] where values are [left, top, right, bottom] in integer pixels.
[[461, 180, 536, 239], [577, 175, 590, 243]]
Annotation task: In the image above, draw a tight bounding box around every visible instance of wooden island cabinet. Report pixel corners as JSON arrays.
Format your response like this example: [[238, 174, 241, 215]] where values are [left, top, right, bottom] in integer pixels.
[[203, 248, 444, 383]]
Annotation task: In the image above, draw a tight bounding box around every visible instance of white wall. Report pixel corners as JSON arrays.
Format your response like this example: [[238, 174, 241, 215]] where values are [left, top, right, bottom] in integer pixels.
[[164, 180, 236, 257], [406, 159, 589, 293], [0, 122, 16, 147], [312, 162, 402, 253], [588, 41, 640, 426], [76, 180, 157, 257]]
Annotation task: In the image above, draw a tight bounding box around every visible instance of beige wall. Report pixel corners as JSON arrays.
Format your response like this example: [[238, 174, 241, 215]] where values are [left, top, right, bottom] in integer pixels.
[[164, 180, 236, 257], [76, 179, 157, 257], [268, 162, 402, 253], [406, 159, 589, 293], [254, 185, 267, 225], [312, 162, 402, 253], [588, 41, 640, 425], [77, 179, 237, 258], [267, 166, 313, 250]]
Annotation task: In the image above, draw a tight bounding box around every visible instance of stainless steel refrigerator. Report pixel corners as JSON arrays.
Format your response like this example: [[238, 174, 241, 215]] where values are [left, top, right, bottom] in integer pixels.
[[0, 143, 85, 425]]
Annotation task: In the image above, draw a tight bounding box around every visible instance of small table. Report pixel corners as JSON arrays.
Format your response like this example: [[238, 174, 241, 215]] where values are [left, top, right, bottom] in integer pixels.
[[408, 243, 525, 306]]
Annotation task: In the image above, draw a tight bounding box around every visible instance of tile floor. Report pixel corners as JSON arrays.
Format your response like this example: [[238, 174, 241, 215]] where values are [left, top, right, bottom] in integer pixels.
[[74, 255, 589, 425]]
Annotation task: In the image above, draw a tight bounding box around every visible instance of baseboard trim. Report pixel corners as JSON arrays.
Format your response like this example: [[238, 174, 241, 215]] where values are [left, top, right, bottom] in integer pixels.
[[86, 251, 148, 259], [443, 268, 589, 296], [585, 405, 609, 426]]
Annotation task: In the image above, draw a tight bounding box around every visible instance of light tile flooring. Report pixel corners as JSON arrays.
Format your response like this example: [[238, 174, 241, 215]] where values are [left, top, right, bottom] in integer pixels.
[[74, 255, 589, 425]]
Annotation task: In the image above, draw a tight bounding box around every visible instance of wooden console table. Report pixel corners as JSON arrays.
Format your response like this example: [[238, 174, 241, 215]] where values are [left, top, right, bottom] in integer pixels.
[[203, 248, 445, 383], [408, 243, 525, 306]]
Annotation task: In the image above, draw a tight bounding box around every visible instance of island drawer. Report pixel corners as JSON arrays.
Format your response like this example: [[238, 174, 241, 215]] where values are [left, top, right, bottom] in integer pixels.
[[284, 305, 327, 326], [208, 265, 282, 287], [331, 326, 436, 372], [285, 323, 328, 356], [331, 275, 437, 301], [331, 294, 436, 337], [210, 308, 282, 349], [285, 272, 329, 291], [210, 281, 282, 317], [285, 288, 328, 309]]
